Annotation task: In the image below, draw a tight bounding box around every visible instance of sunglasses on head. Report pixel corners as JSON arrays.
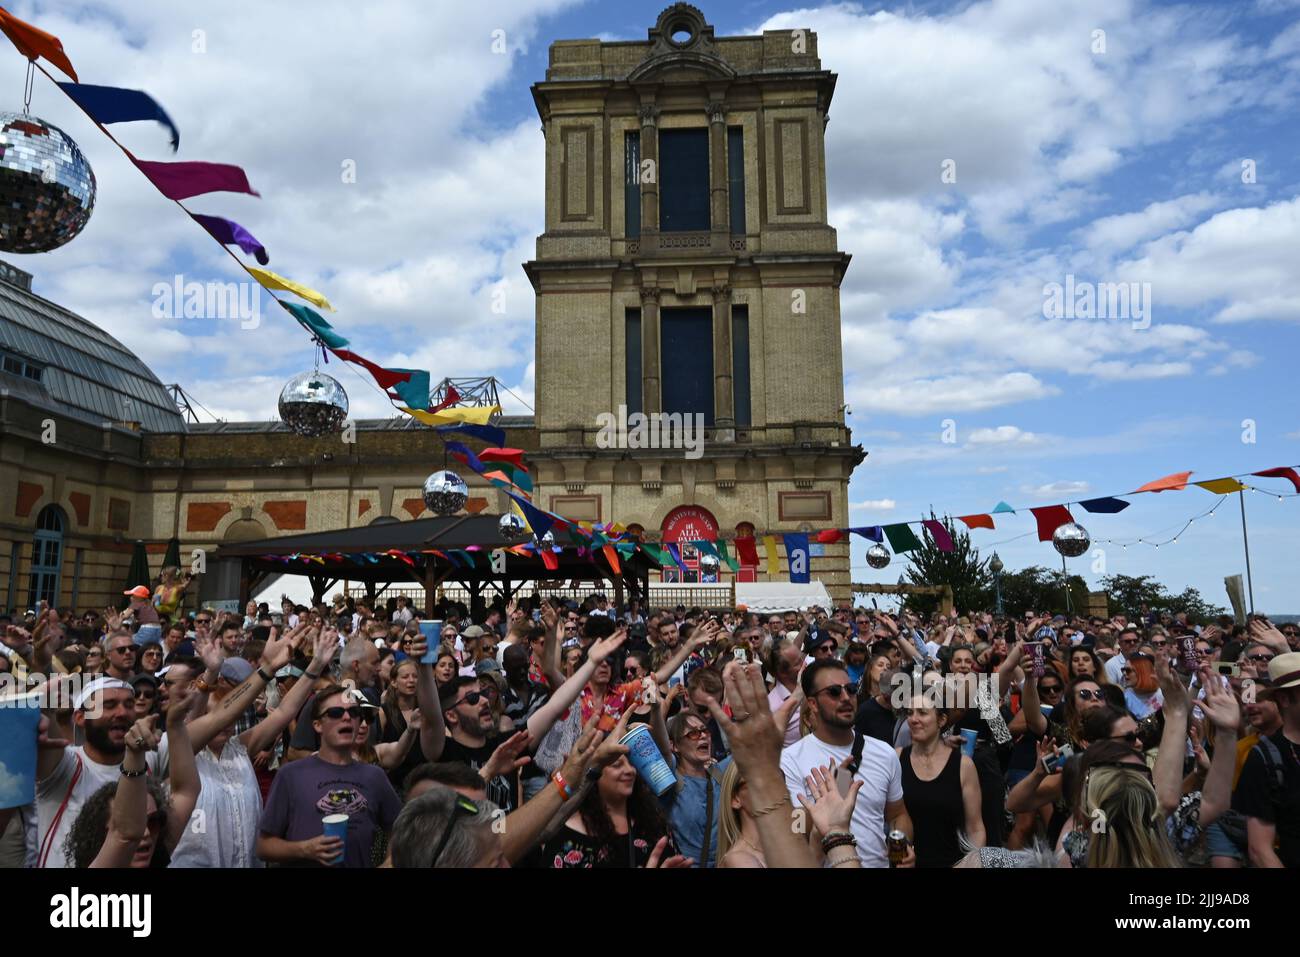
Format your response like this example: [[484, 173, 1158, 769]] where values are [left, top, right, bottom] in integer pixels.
[[813, 682, 858, 700], [320, 706, 363, 721], [431, 795, 481, 866]]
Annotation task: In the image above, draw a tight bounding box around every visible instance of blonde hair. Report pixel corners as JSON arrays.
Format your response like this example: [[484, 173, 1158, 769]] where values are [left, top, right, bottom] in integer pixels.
[[1083, 764, 1180, 868], [716, 761, 745, 861]]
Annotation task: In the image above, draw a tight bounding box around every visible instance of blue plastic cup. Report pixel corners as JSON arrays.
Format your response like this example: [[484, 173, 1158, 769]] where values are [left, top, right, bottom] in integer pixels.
[[958, 728, 978, 758], [620, 723, 677, 796], [321, 813, 348, 866], [1039, 704, 1054, 720], [418, 620, 442, 663]]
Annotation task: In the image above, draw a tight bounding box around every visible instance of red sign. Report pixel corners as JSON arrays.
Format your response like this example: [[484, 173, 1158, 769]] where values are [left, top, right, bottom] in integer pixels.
[[661, 505, 719, 544]]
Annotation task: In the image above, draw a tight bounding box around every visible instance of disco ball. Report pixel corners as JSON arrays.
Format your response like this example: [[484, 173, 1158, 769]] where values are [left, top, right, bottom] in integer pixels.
[[699, 553, 720, 570], [541, 530, 555, 546], [866, 543, 891, 569], [1052, 522, 1091, 558], [422, 470, 468, 516], [498, 512, 527, 541], [0, 112, 96, 253], [277, 371, 348, 436]]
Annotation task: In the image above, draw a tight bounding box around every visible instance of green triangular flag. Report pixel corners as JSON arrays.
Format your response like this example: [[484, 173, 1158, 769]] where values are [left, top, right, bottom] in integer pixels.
[[693, 540, 720, 559], [716, 540, 740, 572], [883, 523, 922, 554]]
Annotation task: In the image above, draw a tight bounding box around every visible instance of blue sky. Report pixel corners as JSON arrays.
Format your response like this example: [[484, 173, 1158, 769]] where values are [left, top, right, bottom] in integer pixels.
[[6, 0, 1299, 610]]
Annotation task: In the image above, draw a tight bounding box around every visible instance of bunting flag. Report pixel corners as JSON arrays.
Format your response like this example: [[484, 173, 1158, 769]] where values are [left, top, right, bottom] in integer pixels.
[[445, 441, 486, 474], [849, 526, 884, 543], [57, 82, 178, 149], [1079, 497, 1130, 514], [1196, 478, 1248, 494], [816, 529, 844, 544], [434, 422, 506, 447], [1030, 505, 1074, 542], [331, 349, 411, 391], [134, 158, 258, 200], [782, 533, 810, 584], [1253, 467, 1300, 493], [992, 502, 1016, 514], [763, 535, 781, 577], [539, 548, 559, 571], [958, 514, 995, 530], [191, 214, 268, 264], [510, 494, 554, 542], [402, 405, 501, 427], [386, 369, 431, 411], [734, 536, 759, 567], [247, 267, 332, 311], [921, 520, 954, 552], [0, 7, 77, 80], [602, 543, 621, 574], [480, 448, 526, 470], [640, 543, 668, 568], [665, 543, 691, 577], [883, 523, 922, 554], [451, 549, 476, 568], [693, 540, 721, 560], [282, 302, 348, 350], [1134, 471, 1192, 493], [428, 385, 461, 415], [489, 461, 533, 493], [716, 540, 740, 572]]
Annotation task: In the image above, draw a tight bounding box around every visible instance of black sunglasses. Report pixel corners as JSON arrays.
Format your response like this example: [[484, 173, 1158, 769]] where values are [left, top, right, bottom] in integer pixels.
[[1077, 689, 1105, 701], [1247, 653, 1273, 663], [1109, 731, 1141, 745], [431, 794, 481, 867], [320, 706, 363, 721], [1038, 684, 1063, 695], [812, 682, 858, 700], [110, 645, 137, 654], [450, 691, 484, 708]]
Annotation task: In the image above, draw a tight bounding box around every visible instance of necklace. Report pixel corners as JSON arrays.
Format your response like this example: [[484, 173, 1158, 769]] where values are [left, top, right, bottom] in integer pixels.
[[737, 835, 766, 866]]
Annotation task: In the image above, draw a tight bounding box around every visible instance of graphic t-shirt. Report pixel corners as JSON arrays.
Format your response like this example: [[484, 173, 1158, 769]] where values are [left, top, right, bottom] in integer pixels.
[[436, 734, 518, 810], [257, 754, 400, 868]]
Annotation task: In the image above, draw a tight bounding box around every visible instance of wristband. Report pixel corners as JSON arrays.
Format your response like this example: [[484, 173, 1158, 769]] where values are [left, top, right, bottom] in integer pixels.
[[194, 677, 212, 694], [119, 763, 147, 778], [256, 666, 274, 683], [552, 771, 574, 800]]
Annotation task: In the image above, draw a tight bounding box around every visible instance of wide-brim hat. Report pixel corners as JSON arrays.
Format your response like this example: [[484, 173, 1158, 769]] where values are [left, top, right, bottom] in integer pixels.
[[1266, 652, 1300, 692]]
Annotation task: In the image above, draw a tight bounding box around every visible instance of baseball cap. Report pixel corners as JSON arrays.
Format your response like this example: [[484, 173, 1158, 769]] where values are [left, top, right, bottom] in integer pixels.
[[460, 625, 486, 640], [475, 658, 503, 675], [219, 658, 255, 683], [128, 673, 158, 691], [124, 585, 150, 600]]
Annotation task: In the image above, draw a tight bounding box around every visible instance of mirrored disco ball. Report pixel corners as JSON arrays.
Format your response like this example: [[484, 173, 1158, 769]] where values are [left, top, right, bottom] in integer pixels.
[[498, 512, 527, 541], [0, 112, 96, 253], [866, 543, 891, 569], [699, 553, 720, 570], [1052, 522, 1091, 558], [277, 371, 348, 436], [422, 470, 468, 516]]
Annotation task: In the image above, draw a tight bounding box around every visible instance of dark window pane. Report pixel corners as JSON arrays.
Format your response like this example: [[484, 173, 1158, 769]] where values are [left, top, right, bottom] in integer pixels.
[[661, 307, 713, 426], [625, 308, 642, 414], [659, 128, 710, 232], [728, 127, 746, 234], [625, 131, 641, 238], [732, 305, 750, 426]]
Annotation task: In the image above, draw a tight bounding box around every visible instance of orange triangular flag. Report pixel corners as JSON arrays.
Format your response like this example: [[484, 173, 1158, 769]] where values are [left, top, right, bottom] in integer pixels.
[[0, 8, 77, 81], [958, 514, 995, 530], [1134, 471, 1192, 493]]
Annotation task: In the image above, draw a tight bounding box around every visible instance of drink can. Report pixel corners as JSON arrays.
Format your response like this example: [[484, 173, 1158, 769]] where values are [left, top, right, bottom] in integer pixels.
[[887, 829, 909, 867]]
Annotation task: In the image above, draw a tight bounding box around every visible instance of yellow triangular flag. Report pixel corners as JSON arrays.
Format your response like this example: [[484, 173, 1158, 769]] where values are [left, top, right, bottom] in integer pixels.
[[248, 267, 334, 312], [763, 535, 780, 577], [1195, 478, 1248, 494], [401, 405, 502, 426]]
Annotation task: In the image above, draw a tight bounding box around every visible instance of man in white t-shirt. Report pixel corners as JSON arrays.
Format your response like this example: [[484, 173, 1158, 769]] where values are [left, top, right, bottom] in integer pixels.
[[35, 677, 157, 868], [780, 660, 914, 868]]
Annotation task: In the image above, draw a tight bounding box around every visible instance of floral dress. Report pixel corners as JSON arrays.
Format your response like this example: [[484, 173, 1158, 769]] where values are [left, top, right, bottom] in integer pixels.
[[536, 823, 670, 868]]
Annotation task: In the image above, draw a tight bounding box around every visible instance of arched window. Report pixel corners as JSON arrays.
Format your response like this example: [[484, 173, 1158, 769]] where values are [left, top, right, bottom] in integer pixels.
[[30, 505, 65, 607]]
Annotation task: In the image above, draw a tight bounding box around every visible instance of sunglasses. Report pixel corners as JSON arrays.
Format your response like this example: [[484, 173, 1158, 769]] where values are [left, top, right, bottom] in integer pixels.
[[451, 691, 484, 708], [320, 706, 363, 721], [196, 619, 211, 625], [812, 682, 858, 700], [109, 646, 136, 655], [681, 725, 710, 741], [1109, 731, 1141, 745], [1077, 689, 1106, 701], [134, 688, 156, 698], [1247, 654, 1273, 663], [1038, 685, 1063, 695], [431, 795, 481, 867]]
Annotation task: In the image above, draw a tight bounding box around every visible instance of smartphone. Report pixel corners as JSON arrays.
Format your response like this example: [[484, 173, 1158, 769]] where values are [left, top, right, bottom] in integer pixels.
[[1026, 642, 1046, 678], [732, 647, 748, 664], [1041, 743, 1074, 774], [1214, 661, 1240, 678]]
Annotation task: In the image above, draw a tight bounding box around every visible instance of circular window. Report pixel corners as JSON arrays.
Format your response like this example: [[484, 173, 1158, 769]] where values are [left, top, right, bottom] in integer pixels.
[[669, 23, 694, 46]]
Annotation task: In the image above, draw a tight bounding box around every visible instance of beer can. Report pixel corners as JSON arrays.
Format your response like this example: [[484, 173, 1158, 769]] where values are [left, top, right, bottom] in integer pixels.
[[887, 829, 909, 867]]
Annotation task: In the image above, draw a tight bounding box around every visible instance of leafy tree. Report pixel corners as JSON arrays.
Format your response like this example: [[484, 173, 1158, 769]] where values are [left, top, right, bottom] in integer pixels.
[[1099, 574, 1225, 624], [994, 565, 1088, 617], [901, 517, 992, 616]]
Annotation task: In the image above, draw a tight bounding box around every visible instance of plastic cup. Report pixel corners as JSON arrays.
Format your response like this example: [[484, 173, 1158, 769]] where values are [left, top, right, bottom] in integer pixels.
[[958, 728, 978, 758], [620, 723, 677, 796], [418, 621, 442, 663], [1039, 704, 1054, 720], [321, 813, 348, 866]]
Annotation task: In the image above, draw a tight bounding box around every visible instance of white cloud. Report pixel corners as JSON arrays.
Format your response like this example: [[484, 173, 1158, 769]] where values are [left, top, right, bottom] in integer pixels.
[[0, 758, 29, 807], [1080, 193, 1219, 253], [1023, 480, 1091, 498], [851, 499, 897, 511], [967, 425, 1042, 445]]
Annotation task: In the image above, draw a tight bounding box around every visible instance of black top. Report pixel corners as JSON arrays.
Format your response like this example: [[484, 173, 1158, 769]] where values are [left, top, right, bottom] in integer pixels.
[[854, 697, 897, 746], [531, 822, 668, 868], [1233, 730, 1300, 868], [434, 734, 519, 811], [900, 746, 965, 869]]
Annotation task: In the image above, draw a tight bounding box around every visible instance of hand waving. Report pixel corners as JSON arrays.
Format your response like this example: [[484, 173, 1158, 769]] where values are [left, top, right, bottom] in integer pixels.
[[797, 760, 862, 838]]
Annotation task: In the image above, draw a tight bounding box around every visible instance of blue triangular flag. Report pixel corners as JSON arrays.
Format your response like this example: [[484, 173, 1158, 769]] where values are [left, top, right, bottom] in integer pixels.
[[58, 82, 179, 150], [992, 501, 1016, 514], [849, 526, 884, 543], [1080, 497, 1130, 514]]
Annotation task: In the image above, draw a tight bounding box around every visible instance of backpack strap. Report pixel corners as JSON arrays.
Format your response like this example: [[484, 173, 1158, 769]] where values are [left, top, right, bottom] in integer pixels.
[[1253, 737, 1287, 807], [37, 752, 82, 869], [847, 727, 867, 775]]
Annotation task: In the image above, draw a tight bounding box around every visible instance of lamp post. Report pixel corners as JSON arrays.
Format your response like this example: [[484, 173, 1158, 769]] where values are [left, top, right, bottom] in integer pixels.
[[990, 552, 1004, 615]]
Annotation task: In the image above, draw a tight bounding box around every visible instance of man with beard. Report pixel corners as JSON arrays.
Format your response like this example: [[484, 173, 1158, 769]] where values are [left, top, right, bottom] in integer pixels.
[[780, 659, 915, 868], [35, 676, 155, 867], [103, 631, 138, 681]]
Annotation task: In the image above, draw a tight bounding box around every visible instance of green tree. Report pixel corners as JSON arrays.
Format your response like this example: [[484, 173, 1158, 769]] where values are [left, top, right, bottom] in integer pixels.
[[995, 565, 1088, 617], [901, 517, 992, 616], [1096, 574, 1225, 624]]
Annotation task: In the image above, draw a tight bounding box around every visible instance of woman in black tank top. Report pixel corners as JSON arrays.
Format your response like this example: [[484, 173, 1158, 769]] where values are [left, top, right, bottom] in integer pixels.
[[899, 700, 987, 867]]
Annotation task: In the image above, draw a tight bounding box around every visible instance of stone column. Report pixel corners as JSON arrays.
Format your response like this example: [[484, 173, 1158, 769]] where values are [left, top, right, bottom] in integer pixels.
[[712, 283, 734, 440], [707, 100, 729, 237], [638, 103, 659, 236], [640, 285, 661, 415]]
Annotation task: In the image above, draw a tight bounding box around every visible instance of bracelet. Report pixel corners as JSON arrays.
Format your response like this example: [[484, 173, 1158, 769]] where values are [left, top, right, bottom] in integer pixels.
[[119, 763, 147, 778], [821, 834, 858, 854], [256, 666, 274, 683], [830, 857, 859, 868], [750, 794, 792, 819], [552, 771, 574, 800]]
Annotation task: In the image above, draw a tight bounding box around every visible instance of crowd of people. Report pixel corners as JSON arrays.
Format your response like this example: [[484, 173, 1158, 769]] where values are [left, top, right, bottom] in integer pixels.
[[2, 579, 1298, 870]]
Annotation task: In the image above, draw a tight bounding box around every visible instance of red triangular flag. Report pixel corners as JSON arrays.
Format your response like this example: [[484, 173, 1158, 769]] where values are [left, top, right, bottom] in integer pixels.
[[734, 536, 759, 566], [1134, 471, 1192, 493], [958, 514, 995, 530], [330, 349, 412, 391], [1030, 505, 1074, 542], [1252, 467, 1300, 493], [480, 448, 525, 469], [0, 8, 77, 81], [816, 529, 844, 544], [602, 544, 621, 574], [540, 549, 559, 571]]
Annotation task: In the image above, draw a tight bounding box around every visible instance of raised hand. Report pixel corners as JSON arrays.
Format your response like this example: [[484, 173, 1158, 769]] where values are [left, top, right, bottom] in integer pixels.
[[166, 682, 195, 727], [37, 713, 69, 752], [588, 627, 628, 664], [699, 663, 782, 781], [480, 730, 532, 782], [124, 714, 161, 754], [1198, 666, 1240, 732], [260, 628, 296, 672], [1155, 653, 1189, 714], [312, 626, 340, 667], [194, 633, 225, 673], [798, 760, 863, 838]]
